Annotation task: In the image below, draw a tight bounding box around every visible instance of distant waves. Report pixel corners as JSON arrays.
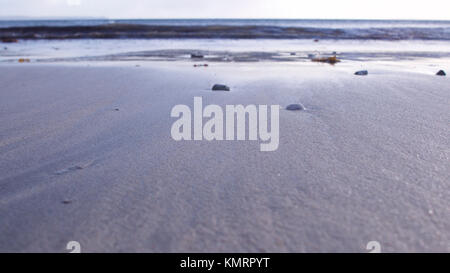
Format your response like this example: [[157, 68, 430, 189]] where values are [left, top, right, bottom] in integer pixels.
[[1, 24, 449, 40]]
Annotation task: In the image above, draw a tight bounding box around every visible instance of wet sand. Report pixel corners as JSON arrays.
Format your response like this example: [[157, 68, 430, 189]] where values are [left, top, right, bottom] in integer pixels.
[[0, 62, 449, 252]]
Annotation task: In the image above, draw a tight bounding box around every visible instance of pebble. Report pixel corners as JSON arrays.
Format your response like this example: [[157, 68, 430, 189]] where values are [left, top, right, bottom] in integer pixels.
[[355, 70, 369, 76], [436, 70, 446, 76], [212, 84, 230, 91], [191, 53, 204, 59], [286, 104, 305, 111]]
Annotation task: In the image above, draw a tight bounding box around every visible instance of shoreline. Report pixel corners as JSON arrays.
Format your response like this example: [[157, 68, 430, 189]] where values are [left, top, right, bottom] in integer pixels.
[[2, 38, 450, 65]]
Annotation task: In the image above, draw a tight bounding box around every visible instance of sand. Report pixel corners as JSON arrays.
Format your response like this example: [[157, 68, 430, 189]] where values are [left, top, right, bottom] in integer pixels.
[[0, 62, 449, 252]]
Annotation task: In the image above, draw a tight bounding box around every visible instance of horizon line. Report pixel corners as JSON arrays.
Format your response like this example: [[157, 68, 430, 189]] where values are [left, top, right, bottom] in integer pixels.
[[1, 17, 450, 22]]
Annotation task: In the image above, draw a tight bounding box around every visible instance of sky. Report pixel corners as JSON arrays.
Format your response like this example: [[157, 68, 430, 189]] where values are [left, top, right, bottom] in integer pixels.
[[1, 0, 450, 20]]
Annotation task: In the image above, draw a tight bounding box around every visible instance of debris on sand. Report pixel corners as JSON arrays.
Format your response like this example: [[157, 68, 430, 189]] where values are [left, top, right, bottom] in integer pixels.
[[436, 70, 446, 76], [311, 55, 340, 64], [1, 38, 18, 43], [194, 64, 209, 67], [212, 84, 230, 91], [314, 39, 319, 42], [355, 70, 369, 76], [114, 108, 120, 111], [290, 52, 296, 56], [191, 53, 204, 59], [18, 58, 30, 63], [286, 104, 305, 111], [62, 200, 72, 205]]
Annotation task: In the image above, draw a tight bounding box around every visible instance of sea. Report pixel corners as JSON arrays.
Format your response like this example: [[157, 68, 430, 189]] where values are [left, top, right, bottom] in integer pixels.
[[1, 19, 450, 40], [1, 18, 450, 29]]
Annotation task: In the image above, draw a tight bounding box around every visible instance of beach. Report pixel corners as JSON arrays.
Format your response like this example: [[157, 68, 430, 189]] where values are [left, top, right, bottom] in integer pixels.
[[0, 59, 449, 252]]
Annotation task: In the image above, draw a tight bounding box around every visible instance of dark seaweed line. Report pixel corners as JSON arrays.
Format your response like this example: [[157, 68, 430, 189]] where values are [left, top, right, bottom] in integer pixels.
[[1, 24, 449, 40]]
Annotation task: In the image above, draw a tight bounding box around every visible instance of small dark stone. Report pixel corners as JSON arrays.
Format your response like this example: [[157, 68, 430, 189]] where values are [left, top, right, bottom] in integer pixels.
[[212, 84, 230, 91], [436, 70, 446, 76], [114, 108, 120, 111], [355, 70, 368, 76], [290, 52, 296, 56], [191, 53, 204, 59], [286, 104, 305, 111], [62, 200, 72, 204]]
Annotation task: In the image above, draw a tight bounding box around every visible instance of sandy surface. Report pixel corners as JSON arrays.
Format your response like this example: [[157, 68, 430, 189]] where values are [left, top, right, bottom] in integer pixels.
[[0, 62, 449, 252]]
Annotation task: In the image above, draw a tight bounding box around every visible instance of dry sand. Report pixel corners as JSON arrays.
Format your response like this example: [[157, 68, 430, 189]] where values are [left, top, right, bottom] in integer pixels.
[[0, 62, 449, 252]]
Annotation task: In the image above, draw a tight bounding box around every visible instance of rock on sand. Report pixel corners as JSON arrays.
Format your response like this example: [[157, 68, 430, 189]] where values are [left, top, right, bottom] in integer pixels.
[[286, 103, 305, 111], [212, 84, 230, 91], [436, 70, 446, 76], [355, 70, 369, 76]]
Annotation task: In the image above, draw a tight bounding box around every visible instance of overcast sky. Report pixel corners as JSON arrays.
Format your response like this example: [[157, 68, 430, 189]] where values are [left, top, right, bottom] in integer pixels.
[[1, 0, 449, 20]]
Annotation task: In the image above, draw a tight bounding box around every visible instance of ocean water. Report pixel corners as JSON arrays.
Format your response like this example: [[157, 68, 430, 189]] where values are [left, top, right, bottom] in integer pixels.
[[1, 19, 450, 40], [2, 19, 450, 29]]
